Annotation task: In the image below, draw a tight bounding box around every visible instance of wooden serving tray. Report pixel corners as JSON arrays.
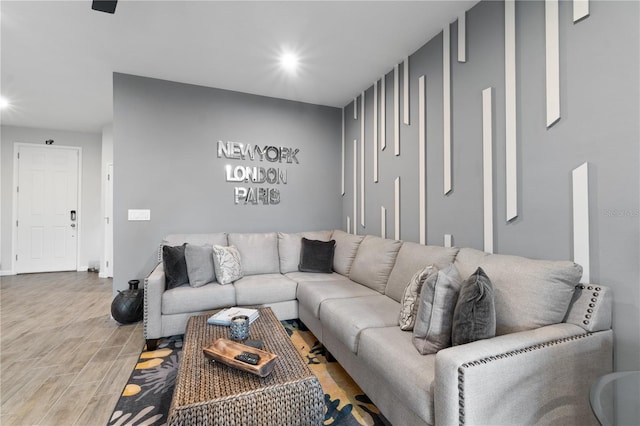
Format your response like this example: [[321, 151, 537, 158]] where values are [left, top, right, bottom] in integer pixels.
[[203, 338, 278, 377]]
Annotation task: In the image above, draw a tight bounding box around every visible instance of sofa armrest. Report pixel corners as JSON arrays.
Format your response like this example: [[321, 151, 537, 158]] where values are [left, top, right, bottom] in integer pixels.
[[435, 323, 613, 426], [143, 262, 165, 340]]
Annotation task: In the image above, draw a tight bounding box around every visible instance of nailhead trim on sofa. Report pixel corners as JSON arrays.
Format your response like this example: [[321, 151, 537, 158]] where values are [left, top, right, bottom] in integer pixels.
[[456, 333, 594, 425], [577, 284, 602, 326], [143, 276, 150, 339]]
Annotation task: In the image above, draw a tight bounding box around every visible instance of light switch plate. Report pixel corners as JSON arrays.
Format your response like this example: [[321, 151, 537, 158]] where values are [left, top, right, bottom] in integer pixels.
[[128, 209, 151, 221]]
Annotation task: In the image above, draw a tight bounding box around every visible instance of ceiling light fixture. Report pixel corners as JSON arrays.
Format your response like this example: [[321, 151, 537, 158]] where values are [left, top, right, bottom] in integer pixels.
[[280, 52, 299, 74]]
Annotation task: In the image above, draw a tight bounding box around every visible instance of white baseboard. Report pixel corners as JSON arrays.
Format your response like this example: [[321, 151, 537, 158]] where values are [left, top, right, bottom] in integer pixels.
[[0, 269, 15, 276], [77, 265, 89, 272]]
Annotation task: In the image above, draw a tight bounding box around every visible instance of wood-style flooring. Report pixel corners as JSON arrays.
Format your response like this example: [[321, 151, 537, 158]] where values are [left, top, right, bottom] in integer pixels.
[[0, 272, 143, 425]]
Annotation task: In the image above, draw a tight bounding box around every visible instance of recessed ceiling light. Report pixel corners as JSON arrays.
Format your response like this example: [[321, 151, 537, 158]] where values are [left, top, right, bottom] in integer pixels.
[[280, 52, 299, 73], [0, 96, 10, 109]]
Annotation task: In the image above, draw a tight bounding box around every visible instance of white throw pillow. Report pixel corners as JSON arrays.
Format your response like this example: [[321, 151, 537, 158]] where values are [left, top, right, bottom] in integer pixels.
[[211, 245, 243, 285]]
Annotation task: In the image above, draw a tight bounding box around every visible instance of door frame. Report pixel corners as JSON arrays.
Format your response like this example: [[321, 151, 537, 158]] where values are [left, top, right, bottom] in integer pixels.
[[100, 162, 113, 278], [11, 142, 83, 274]]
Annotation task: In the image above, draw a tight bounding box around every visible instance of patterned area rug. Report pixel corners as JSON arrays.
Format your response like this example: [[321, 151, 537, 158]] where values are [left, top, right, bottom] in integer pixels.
[[109, 320, 390, 426]]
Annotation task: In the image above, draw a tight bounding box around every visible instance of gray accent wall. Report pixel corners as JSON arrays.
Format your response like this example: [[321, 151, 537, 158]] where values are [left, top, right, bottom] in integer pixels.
[[0, 125, 103, 273], [343, 0, 639, 392], [113, 73, 342, 294]]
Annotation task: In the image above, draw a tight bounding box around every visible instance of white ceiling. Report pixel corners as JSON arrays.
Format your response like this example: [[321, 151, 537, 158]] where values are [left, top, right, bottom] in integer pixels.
[[1, 0, 477, 133]]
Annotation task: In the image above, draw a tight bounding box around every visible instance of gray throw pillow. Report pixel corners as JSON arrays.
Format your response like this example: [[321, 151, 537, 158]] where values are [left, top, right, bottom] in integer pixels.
[[451, 267, 496, 346], [398, 265, 437, 331], [184, 244, 215, 288], [212, 245, 244, 285], [162, 244, 189, 290], [298, 238, 336, 273], [412, 264, 462, 354]]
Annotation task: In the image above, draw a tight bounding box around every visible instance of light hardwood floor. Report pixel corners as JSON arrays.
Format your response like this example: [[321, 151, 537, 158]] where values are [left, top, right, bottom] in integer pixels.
[[1, 272, 144, 425]]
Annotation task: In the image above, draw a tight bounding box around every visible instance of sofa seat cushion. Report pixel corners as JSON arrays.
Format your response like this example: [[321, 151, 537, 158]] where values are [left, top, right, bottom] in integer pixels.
[[320, 295, 401, 353], [278, 231, 333, 273], [228, 232, 280, 275], [385, 242, 459, 302], [349, 235, 402, 293], [296, 279, 378, 318], [285, 271, 351, 284], [454, 248, 582, 335], [234, 274, 298, 305], [358, 326, 436, 425], [162, 282, 236, 315]]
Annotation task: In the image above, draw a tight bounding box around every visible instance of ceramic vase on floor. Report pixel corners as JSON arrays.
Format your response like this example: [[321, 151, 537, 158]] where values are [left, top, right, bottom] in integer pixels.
[[111, 280, 143, 324]]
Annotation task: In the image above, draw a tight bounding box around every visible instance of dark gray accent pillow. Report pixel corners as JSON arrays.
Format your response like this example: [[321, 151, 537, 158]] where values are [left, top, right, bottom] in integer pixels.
[[452, 267, 496, 346], [298, 238, 336, 273], [184, 243, 215, 287], [412, 264, 462, 354], [163, 244, 189, 290]]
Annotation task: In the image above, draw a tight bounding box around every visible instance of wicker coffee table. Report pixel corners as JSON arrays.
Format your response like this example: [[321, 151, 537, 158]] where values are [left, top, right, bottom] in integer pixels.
[[167, 308, 324, 426]]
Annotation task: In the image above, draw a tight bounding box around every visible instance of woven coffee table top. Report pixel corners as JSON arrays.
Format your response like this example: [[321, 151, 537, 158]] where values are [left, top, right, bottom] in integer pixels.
[[168, 308, 324, 426]]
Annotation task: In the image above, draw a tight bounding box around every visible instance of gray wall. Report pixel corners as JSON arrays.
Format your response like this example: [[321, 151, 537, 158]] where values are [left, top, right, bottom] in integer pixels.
[[0, 125, 103, 273], [343, 0, 639, 388], [113, 73, 342, 293]]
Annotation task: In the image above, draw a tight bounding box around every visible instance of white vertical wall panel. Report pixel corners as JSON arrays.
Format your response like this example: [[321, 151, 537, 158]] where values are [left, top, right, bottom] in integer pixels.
[[381, 76, 386, 151], [482, 88, 494, 254], [373, 81, 379, 183], [361, 90, 365, 144], [419, 75, 427, 245], [381, 206, 387, 239], [394, 177, 401, 240], [573, 0, 589, 22], [347, 216, 351, 234], [443, 25, 452, 195], [353, 97, 357, 120], [394, 65, 400, 156], [546, 0, 561, 128], [444, 234, 453, 248], [353, 139, 357, 235], [458, 13, 467, 63], [360, 138, 365, 227], [573, 162, 590, 283], [505, 0, 518, 221], [341, 108, 345, 195], [359, 91, 365, 227], [403, 57, 410, 125]]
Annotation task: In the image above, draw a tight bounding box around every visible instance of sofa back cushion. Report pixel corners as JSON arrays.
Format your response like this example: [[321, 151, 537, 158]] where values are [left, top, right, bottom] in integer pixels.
[[349, 235, 402, 293], [385, 242, 460, 302], [160, 233, 227, 261], [454, 247, 582, 335], [228, 232, 280, 275], [278, 231, 333, 273], [331, 230, 365, 276]]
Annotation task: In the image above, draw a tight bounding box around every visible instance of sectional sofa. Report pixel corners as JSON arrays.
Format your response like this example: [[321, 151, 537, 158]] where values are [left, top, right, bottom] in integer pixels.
[[144, 230, 613, 426]]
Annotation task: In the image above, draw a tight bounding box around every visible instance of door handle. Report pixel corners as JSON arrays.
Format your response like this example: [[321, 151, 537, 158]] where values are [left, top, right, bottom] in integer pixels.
[[70, 210, 77, 221]]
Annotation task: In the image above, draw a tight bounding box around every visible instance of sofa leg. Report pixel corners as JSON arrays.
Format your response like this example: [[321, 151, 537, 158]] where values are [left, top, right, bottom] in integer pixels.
[[145, 339, 160, 351], [325, 349, 336, 362]]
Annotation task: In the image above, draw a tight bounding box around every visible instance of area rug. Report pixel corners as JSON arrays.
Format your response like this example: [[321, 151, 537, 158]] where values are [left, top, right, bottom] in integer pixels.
[[109, 320, 390, 426]]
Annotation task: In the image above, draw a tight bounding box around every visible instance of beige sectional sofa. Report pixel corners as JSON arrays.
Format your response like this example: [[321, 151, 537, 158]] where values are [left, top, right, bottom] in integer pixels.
[[144, 229, 613, 426]]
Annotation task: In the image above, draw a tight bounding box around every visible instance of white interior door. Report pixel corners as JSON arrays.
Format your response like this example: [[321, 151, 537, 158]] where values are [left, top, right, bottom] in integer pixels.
[[16, 145, 79, 273], [102, 163, 114, 277]]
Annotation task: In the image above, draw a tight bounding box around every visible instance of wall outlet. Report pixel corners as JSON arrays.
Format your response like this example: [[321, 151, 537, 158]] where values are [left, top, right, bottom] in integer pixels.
[[128, 209, 151, 221]]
